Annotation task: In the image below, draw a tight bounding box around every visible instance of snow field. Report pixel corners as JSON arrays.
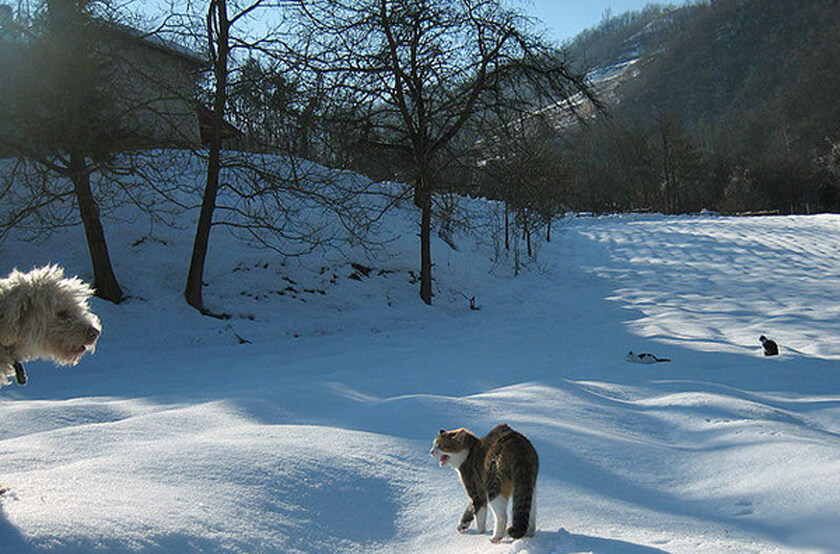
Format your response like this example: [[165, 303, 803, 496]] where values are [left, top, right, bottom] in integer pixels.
[[2, 186, 839, 553]]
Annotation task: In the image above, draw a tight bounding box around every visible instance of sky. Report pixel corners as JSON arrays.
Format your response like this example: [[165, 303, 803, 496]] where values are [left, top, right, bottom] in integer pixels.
[[6, 0, 660, 46], [127, 1, 659, 49], [519, 0, 660, 43]]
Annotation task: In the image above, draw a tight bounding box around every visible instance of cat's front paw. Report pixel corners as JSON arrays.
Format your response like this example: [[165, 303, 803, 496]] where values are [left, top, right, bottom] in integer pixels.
[[457, 522, 471, 533], [490, 535, 504, 544]]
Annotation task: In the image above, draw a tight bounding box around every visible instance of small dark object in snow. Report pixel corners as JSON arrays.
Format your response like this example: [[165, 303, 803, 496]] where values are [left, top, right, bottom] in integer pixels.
[[350, 263, 373, 278], [759, 335, 779, 356], [455, 290, 480, 310], [627, 351, 671, 364]]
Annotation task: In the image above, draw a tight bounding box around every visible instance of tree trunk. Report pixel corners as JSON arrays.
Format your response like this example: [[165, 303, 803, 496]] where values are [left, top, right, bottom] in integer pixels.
[[504, 201, 510, 251], [513, 229, 520, 277], [69, 151, 123, 303], [524, 208, 532, 258], [417, 179, 433, 305], [185, 0, 229, 314], [185, 150, 222, 312], [659, 113, 676, 213]]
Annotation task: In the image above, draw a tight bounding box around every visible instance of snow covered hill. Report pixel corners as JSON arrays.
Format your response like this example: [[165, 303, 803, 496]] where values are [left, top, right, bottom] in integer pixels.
[[1, 168, 839, 553]]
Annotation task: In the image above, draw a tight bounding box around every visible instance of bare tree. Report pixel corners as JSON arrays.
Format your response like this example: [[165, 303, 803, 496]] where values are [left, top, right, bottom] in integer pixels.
[[3, 0, 125, 302], [484, 117, 571, 259], [178, 0, 394, 314], [656, 110, 706, 213], [183, 0, 235, 314], [183, 0, 289, 314], [292, 0, 596, 304]]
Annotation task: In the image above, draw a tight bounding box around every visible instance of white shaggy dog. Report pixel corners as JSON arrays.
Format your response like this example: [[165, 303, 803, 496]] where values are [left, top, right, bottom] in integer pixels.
[[0, 265, 101, 388]]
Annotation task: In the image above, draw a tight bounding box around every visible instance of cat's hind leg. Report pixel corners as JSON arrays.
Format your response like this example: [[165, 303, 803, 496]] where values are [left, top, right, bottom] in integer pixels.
[[488, 495, 508, 543]]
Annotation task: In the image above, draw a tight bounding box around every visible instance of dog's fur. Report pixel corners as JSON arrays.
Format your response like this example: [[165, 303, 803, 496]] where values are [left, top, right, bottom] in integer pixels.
[[0, 265, 101, 388]]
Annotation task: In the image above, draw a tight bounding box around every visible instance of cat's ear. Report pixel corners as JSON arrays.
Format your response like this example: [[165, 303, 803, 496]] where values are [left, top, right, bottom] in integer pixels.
[[439, 429, 446, 435], [453, 428, 475, 445]]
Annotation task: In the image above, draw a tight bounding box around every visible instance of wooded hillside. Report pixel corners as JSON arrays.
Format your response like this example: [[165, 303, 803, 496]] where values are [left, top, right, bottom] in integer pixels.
[[560, 0, 840, 214]]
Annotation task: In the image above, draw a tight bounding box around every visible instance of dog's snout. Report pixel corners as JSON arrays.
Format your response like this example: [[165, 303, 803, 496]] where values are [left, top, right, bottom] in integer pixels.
[[86, 326, 101, 342]]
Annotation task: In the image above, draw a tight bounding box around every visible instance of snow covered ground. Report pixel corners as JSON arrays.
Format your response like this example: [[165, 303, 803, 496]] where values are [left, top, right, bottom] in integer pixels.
[[1, 176, 839, 553]]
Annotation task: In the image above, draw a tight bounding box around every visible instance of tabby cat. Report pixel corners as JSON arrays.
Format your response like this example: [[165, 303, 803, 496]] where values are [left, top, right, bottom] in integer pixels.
[[430, 424, 538, 543]]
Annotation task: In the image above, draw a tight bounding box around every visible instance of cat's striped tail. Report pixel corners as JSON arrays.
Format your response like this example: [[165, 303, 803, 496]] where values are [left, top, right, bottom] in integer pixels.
[[507, 476, 536, 539]]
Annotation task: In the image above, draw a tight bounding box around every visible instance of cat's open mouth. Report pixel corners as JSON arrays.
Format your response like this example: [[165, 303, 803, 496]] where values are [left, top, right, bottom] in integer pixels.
[[439, 454, 450, 466]]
